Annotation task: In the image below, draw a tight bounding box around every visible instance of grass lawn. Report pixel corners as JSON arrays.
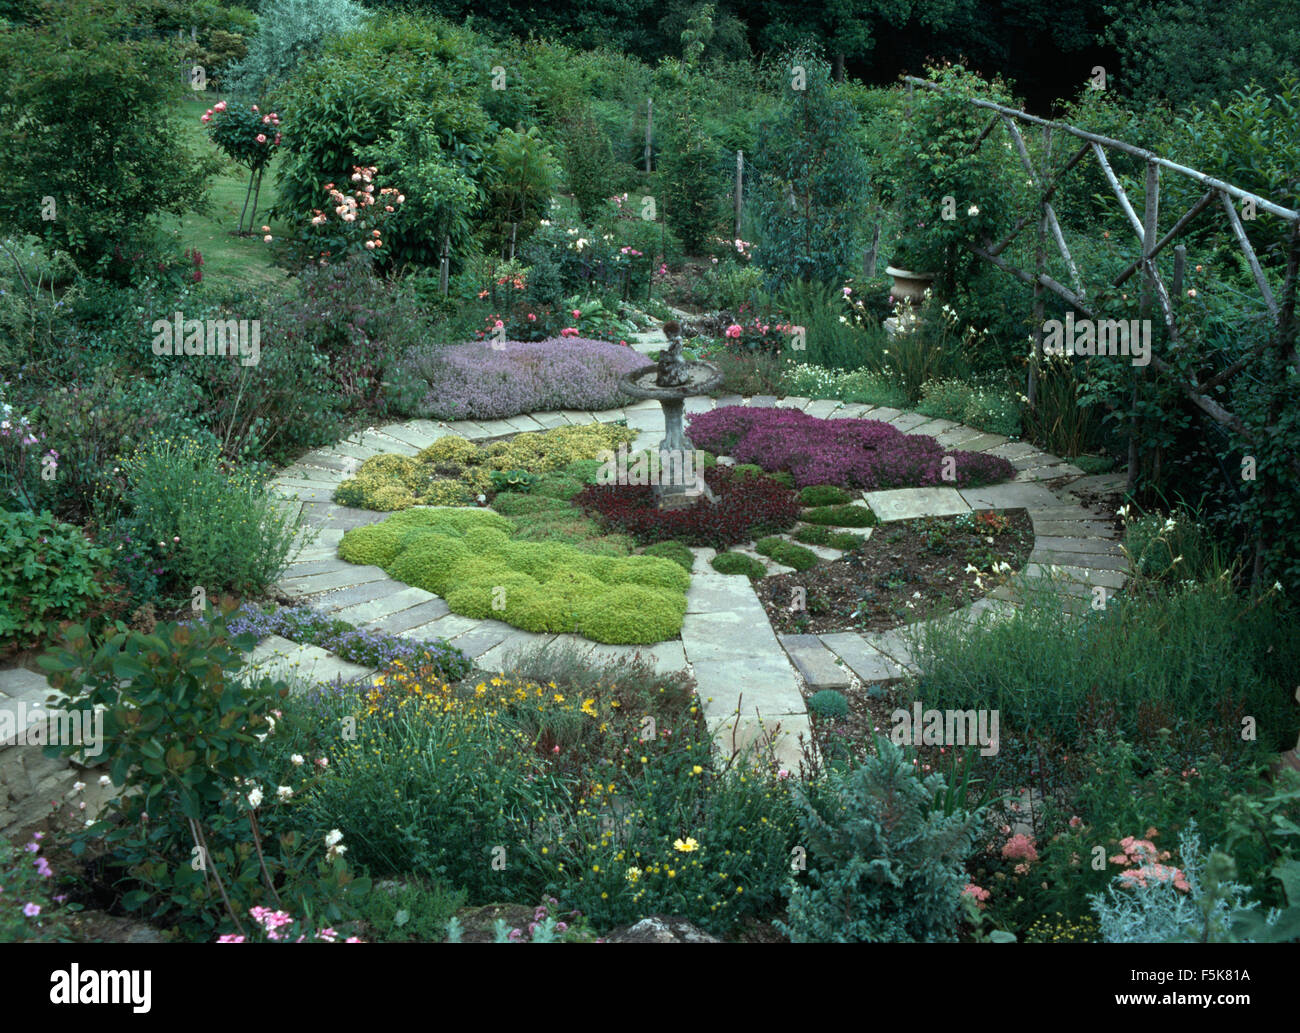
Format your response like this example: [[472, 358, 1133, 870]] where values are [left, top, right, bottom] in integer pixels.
[[164, 93, 293, 292]]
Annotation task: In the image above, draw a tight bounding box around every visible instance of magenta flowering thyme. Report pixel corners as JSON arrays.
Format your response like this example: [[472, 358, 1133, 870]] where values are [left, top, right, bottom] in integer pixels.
[[687, 406, 1015, 490]]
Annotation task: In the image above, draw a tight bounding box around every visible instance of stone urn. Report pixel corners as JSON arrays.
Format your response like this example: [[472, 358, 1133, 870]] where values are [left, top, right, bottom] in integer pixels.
[[885, 265, 936, 307]]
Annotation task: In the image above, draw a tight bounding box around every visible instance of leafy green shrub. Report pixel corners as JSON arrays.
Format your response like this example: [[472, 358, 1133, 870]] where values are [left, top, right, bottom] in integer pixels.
[[807, 690, 849, 719], [801, 504, 876, 527], [642, 540, 695, 572], [711, 551, 766, 578], [780, 738, 978, 942], [111, 436, 304, 603], [41, 607, 370, 937], [490, 469, 539, 493], [490, 493, 573, 517], [559, 104, 624, 222], [0, 510, 114, 651], [799, 484, 852, 506], [357, 877, 467, 943], [751, 53, 870, 290], [755, 536, 819, 571]]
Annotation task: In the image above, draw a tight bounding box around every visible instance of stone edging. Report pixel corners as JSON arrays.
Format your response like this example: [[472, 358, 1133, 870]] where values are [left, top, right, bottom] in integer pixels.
[[260, 395, 1128, 769]]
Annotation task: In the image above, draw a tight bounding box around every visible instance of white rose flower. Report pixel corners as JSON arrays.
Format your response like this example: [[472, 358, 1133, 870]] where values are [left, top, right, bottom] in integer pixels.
[[276, 786, 293, 802], [247, 787, 264, 809]]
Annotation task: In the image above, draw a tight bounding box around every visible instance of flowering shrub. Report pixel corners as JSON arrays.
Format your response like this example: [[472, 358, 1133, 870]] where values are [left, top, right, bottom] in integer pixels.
[[575, 466, 804, 549], [217, 905, 363, 943], [0, 832, 77, 941], [399, 338, 644, 421], [687, 406, 1016, 490], [41, 605, 371, 938], [288, 165, 404, 265]]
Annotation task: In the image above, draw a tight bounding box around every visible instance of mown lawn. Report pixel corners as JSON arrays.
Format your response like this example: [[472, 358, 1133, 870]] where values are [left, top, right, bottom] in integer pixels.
[[164, 92, 293, 292]]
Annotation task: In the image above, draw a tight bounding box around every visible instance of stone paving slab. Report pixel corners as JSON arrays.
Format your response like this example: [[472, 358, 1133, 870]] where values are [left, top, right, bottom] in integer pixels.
[[0, 668, 54, 706], [1024, 563, 1128, 590], [713, 395, 745, 408], [905, 418, 952, 437], [779, 635, 851, 690], [691, 656, 804, 718], [709, 714, 809, 772], [503, 414, 547, 434], [1030, 547, 1128, 571], [864, 486, 970, 521], [529, 411, 571, 429], [246, 638, 373, 690], [803, 399, 843, 419], [887, 412, 933, 433], [545, 636, 689, 676], [775, 396, 811, 409], [749, 395, 779, 408], [471, 418, 521, 438], [959, 482, 1061, 511], [279, 564, 389, 596], [861, 629, 922, 674], [1031, 536, 1124, 556], [475, 630, 560, 673], [830, 402, 875, 419], [955, 433, 1011, 452], [309, 578, 416, 615], [398, 613, 482, 642], [864, 406, 902, 423], [365, 598, 457, 635], [684, 396, 715, 414], [1031, 519, 1118, 538], [299, 451, 361, 474], [443, 621, 516, 659], [984, 441, 1040, 461], [1014, 464, 1084, 482], [330, 586, 443, 626], [819, 632, 902, 682]]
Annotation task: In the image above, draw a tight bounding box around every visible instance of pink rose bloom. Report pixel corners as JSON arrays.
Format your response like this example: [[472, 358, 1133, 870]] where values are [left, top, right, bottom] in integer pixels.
[[560, 327, 579, 337], [1069, 815, 1082, 828], [251, 104, 259, 112], [256, 133, 267, 143], [572, 309, 581, 318], [493, 320, 504, 329], [725, 324, 742, 339], [200, 114, 210, 123], [526, 313, 536, 321], [213, 100, 226, 112]]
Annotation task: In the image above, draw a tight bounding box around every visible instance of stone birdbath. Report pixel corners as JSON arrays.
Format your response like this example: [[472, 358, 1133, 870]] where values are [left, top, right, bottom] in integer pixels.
[[619, 320, 722, 510]]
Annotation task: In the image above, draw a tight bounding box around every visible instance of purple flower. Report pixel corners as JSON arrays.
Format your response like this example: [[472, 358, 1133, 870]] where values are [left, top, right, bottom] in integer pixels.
[[401, 339, 645, 421], [23, 902, 41, 918]]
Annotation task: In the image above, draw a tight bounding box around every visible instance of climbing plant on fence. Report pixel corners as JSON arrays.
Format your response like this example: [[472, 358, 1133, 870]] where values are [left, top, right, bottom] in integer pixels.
[[900, 71, 1300, 588]]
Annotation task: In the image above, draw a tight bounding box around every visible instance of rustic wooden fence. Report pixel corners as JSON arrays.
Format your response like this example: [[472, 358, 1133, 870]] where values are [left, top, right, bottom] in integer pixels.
[[901, 78, 1300, 542]]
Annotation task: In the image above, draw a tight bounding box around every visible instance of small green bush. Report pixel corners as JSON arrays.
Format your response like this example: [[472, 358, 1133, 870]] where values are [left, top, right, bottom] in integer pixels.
[[801, 504, 877, 527], [1124, 509, 1220, 583], [779, 738, 977, 943], [711, 551, 766, 579], [0, 510, 113, 650], [807, 690, 849, 719], [755, 537, 819, 571], [490, 492, 573, 517], [799, 484, 852, 507], [641, 540, 695, 573]]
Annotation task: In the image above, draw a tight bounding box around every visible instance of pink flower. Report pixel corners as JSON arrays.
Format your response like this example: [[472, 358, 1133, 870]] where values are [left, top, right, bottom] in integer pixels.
[[23, 902, 41, 918], [200, 114, 211, 123], [572, 309, 581, 318], [962, 883, 990, 908], [725, 324, 742, 339], [216, 934, 245, 943], [526, 313, 536, 321], [560, 327, 579, 337], [251, 105, 259, 112], [1001, 834, 1038, 862], [256, 133, 267, 144], [1068, 815, 1082, 828], [493, 320, 504, 329]]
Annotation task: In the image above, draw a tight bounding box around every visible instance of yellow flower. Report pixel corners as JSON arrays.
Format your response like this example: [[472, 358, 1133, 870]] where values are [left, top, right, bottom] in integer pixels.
[[580, 698, 598, 718], [553, 693, 565, 704], [673, 837, 700, 853], [691, 765, 703, 775]]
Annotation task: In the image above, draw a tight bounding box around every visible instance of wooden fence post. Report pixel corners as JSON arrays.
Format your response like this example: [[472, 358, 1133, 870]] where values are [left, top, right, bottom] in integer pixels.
[[1029, 127, 1052, 409], [645, 99, 653, 174], [864, 223, 880, 278], [734, 151, 744, 241], [1127, 160, 1160, 494]]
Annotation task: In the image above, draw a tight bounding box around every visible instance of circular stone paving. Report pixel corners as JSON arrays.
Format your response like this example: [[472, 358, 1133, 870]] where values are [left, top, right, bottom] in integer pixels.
[[265, 396, 1128, 771]]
